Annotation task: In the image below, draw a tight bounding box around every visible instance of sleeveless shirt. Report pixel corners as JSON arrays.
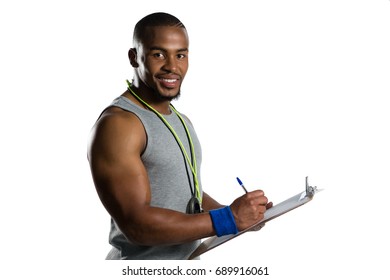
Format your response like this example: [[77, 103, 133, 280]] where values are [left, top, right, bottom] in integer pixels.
[[104, 95, 202, 260]]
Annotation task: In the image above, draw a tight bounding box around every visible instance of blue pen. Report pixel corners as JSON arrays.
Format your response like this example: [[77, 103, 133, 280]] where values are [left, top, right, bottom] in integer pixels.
[[236, 177, 248, 193]]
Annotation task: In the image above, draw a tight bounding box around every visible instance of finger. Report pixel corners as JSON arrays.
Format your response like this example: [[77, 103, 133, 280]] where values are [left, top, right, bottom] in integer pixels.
[[257, 196, 269, 206], [245, 190, 264, 199], [266, 201, 273, 209], [258, 205, 267, 214]]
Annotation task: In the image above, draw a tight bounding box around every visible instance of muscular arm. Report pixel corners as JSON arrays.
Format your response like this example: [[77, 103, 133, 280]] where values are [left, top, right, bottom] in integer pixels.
[[87, 107, 271, 246], [88, 108, 215, 246]]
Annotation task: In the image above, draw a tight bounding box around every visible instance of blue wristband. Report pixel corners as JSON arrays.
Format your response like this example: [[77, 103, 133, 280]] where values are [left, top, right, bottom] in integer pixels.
[[209, 206, 239, 237]]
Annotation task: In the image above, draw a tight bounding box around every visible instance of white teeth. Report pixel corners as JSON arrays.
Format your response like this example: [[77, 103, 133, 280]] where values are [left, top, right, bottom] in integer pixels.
[[162, 79, 176, 83]]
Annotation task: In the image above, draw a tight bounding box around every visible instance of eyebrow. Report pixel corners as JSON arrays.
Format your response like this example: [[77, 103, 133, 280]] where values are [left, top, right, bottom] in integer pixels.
[[149, 46, 189, 53]]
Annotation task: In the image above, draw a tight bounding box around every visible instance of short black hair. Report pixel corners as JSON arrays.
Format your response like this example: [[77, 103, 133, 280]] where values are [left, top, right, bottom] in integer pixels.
[[133, 12, 186, 44]]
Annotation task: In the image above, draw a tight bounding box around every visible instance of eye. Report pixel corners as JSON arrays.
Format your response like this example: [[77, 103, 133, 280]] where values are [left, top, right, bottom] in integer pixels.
[[177, 54, 187, 60], [152, 52, 165, 59]]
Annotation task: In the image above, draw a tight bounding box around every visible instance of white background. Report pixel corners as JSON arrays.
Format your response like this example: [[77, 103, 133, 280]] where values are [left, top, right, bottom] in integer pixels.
[[1, 0, 389, 279]]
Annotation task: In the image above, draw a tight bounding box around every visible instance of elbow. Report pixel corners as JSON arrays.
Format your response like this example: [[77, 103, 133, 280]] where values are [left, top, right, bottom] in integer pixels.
[[119, 222, 161, 246], [125, 231, 154, 246]]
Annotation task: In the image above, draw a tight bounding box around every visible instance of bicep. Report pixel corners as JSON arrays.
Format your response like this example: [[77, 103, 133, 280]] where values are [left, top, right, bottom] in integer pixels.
[[88, 111, 150, 225], [87, 110, 216, 245]]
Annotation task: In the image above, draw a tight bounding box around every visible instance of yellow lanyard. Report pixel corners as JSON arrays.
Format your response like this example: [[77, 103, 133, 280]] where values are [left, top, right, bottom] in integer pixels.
[[126, 80, 201, 203]]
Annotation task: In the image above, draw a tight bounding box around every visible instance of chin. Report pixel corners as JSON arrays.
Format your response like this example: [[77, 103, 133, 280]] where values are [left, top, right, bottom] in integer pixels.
[[157, 89, 181, 101]]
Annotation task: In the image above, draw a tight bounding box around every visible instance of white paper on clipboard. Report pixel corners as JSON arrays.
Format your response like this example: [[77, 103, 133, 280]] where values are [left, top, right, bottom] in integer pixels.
[[188, 177, 321, 260]]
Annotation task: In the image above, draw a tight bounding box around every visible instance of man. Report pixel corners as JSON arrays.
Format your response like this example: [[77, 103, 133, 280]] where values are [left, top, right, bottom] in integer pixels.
[[87, 12, 272, 260]]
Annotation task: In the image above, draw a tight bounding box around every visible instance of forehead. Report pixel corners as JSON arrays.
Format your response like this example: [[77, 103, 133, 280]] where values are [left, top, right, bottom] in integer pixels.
[[138, 26, 189, 50]]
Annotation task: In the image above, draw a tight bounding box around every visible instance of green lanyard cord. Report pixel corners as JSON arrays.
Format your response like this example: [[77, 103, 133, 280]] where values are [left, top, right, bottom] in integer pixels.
[[126, 80, 201, 203]]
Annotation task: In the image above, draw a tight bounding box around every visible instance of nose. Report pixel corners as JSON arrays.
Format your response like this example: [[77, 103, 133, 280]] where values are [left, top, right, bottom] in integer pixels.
[[162, 56, 178, 72]]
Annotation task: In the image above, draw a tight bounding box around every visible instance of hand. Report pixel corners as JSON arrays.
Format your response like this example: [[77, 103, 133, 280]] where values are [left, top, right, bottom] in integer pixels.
[[230, 190, 273, 231]]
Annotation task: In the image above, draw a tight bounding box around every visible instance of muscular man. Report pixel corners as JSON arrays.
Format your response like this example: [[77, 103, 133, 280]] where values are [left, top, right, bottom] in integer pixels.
[[87, 12, 272, 260]]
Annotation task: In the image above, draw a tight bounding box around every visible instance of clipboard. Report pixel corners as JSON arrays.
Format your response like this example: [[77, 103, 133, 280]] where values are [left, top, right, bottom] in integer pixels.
[[188, 176, 321, 260]]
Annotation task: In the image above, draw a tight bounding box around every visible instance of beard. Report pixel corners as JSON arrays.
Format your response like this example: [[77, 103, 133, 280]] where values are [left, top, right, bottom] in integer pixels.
[[154, 88, 181, 102]]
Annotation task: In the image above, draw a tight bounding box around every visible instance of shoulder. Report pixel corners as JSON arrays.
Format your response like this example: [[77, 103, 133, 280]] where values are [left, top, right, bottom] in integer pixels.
[[88, 106, 146, 160], [94, 106, 145, 139], [98, 106, 142, 126]]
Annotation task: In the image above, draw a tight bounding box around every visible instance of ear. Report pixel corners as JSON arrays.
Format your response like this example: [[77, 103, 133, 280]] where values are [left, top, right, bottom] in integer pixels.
[[128, 48, 139, 68]]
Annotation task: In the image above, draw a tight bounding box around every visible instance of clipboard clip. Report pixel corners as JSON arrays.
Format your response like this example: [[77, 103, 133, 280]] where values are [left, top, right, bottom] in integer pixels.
[[305, 176, 318, 198]]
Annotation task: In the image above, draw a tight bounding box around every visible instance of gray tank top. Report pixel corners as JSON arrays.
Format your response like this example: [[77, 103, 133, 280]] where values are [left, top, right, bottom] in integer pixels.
[[105, 95, 202, 260]]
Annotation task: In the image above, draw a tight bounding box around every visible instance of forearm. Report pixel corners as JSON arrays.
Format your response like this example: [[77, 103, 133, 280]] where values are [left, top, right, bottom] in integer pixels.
[[119, 206, 215, 246]]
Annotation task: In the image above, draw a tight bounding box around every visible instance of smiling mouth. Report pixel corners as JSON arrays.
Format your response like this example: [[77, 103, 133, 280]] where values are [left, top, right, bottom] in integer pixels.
[[158, 77, 179, 88], [161, 78, 177, 83], [159, 77, 179, 83]]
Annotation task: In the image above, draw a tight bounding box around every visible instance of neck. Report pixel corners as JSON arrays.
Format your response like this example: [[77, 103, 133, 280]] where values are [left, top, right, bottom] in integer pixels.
[[126, 81, 172, 115]]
